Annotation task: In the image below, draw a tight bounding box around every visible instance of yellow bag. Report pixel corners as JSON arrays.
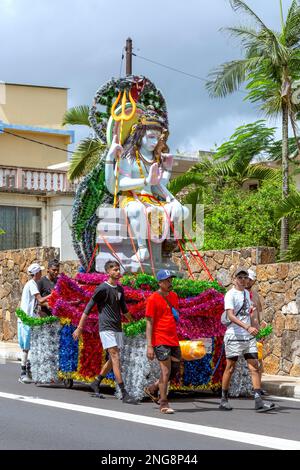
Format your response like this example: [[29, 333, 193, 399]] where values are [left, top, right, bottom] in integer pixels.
[[256, 342, 263, 361], [179, 340, 206, 361]]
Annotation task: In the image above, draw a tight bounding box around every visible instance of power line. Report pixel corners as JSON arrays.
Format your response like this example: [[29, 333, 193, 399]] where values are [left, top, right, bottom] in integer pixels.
[[133, 52, 209, 83], [3, 129, 75, 154], [2, 130, 208, 173], [133, 52, 247, 95]]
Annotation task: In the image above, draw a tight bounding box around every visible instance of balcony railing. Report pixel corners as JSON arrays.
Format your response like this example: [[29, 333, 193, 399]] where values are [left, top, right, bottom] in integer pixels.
[[0, 165, 77, 193]]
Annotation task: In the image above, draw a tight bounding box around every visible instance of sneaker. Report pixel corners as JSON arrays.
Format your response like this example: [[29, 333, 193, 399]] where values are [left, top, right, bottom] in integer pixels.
[[122, 391, 139, 405], [255, 397, 275, 413], [219, 399, 232, 411], [18, 373, 32, 384], [90, 379, 101, 394]]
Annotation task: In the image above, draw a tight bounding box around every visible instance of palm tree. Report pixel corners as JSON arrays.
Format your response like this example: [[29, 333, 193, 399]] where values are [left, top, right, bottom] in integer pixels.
[[206, 0, 300, 257], [62, 105, 106, 181], [275, 191, 300, 260]]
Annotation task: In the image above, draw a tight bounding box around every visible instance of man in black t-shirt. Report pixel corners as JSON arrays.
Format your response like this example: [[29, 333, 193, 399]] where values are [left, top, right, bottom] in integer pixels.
[[73, 260, 138, 405], [37, 259, 60, 316]]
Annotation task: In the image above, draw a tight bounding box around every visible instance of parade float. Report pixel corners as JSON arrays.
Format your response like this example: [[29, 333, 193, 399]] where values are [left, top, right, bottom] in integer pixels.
[[16, 74, 272, 399]]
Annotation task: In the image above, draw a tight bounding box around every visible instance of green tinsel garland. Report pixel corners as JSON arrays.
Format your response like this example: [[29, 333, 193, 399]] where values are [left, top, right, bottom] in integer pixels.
[[256, 325, 273, 340], [123, 318, 146, 337], [121, 273, 225, 297], [75, 164, 107, 240], [16, 309, 59, 327]]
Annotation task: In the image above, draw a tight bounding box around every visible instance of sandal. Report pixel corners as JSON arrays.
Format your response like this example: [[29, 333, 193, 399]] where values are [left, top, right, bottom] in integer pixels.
[[160, 400, 175, 414], [144, 386, 160, 404]]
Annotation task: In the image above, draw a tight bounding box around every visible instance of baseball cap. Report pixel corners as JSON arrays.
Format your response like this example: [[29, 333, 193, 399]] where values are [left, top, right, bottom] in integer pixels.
[[156, 269, 176, 282], [234, 267, 249, 277], [27, 263, 44, 275], [248, 269, 256, 281]]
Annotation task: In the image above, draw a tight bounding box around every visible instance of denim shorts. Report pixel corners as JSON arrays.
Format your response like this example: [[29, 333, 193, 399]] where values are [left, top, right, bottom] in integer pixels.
[[18, 322, 31, 350]]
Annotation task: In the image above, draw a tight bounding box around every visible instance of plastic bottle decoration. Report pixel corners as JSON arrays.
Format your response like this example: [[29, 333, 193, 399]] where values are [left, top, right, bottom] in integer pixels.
[[256, 341, 263, 361], [179, 340, 206, 361]]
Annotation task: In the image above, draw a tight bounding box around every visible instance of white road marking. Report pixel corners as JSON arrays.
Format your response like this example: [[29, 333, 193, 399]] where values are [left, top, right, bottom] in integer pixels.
[[0, 391, 300, 449], [268, 395, 300, 403]]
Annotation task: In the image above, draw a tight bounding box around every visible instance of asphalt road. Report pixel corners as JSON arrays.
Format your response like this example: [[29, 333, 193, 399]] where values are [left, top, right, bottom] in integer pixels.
[[1, 362, 300, 451]]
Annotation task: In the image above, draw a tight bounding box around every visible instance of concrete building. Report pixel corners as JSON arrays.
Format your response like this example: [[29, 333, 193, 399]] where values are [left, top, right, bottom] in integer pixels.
[[0, 82, 76, 261]]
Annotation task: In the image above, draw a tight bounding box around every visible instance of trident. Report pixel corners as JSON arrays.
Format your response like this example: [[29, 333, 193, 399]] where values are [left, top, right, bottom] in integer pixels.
[[111, 90, 136, 208]]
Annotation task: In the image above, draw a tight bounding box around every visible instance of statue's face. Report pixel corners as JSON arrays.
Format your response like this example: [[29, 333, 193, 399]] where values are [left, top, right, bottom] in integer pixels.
[[141, 129, 162, 152]]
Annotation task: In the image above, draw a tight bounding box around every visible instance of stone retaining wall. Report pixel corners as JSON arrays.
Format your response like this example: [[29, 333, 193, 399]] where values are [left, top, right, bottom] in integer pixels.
[[257, 262, 300, 376], [173, 246, 276, 285], [0, 247, 78, 341]]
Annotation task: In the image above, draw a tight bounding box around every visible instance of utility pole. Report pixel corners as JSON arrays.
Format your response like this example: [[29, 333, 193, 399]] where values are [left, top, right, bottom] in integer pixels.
[[125, 38, 133, 75]]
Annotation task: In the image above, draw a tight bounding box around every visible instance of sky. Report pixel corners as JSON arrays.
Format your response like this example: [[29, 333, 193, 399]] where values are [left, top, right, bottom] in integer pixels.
[[0, 0, 289, 154]]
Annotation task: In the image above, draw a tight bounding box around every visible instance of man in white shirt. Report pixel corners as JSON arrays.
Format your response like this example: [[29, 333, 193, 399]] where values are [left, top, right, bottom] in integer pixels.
[[219, 267, 275, 412], [18, 263, 51, 383]]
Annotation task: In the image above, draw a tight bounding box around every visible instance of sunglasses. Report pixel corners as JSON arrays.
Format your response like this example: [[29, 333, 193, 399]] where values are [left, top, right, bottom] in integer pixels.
[[237, 276, 249, 280]]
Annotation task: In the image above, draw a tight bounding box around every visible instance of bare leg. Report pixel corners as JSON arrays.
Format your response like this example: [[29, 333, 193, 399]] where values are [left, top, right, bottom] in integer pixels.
[[219, 358, 237, 410], [108, 346, 123, 384]]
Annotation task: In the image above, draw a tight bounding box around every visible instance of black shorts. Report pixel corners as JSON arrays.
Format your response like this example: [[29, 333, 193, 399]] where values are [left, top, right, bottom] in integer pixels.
[[153, 345, 181, 362]]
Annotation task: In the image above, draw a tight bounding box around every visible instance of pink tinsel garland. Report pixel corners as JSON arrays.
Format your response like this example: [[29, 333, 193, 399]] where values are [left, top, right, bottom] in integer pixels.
[[50, 273, 225, 338]]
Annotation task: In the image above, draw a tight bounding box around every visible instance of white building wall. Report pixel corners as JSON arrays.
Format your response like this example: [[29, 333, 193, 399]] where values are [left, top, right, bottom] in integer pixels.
[[47, 195, 76, 261], [0, 192, 76, 261]]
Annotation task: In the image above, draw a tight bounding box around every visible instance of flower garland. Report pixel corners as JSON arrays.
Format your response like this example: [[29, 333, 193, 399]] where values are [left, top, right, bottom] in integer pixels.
[[16, 308, 59, 326]]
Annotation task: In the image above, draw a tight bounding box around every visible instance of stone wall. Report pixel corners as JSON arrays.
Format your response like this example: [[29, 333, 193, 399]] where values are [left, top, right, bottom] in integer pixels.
[[0, 247, 78, 341], [173, 246, 276, 285], [257, 262, 300, 376]]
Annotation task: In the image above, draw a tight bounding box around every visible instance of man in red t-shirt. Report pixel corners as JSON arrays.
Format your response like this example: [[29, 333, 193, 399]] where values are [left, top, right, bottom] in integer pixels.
[[145, 269, 181, 414]]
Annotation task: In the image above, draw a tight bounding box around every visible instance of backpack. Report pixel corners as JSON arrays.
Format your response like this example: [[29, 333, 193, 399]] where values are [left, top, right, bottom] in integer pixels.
[[221, 291, 247, 327]]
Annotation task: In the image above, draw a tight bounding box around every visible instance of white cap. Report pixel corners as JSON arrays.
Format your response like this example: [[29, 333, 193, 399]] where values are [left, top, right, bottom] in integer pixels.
[[248, 269, 256, 281], [27, 263, 44, 275]]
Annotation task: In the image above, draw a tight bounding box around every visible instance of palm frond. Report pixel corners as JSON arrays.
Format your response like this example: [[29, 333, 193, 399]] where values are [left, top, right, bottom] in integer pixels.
[[62, 105, 91, 127], [168, 173, 205, 195], [275, 191, 300, 218], [229, 0, 274, 33], [206, 58, 256, 97], [280, 233, 300, 261], [224, 26, 261, 49], [285, 0, 300, 48], [68, 138, 106, 181], [245, 164, 281, 182]]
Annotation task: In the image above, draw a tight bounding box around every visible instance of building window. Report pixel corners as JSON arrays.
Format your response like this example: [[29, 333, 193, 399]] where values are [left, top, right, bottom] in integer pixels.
[[0, 206, 41, 251]]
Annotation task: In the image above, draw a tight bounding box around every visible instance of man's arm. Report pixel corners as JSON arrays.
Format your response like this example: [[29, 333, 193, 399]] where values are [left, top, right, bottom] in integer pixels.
[[252, 289, 263, 323], [146, 317, 154, 360], [227, 309, 258, 336], [34, 292, 51, 305], [72, 297, 97, 340], [119, 288, 133, 321]]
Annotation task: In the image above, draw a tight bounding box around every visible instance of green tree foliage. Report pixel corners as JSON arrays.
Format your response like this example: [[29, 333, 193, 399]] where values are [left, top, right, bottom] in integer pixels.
[[202, 180, 282, 251]]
